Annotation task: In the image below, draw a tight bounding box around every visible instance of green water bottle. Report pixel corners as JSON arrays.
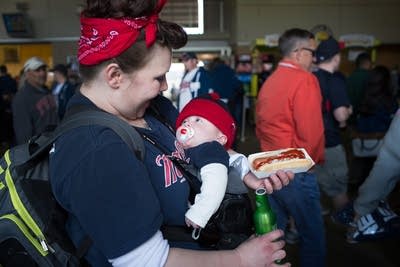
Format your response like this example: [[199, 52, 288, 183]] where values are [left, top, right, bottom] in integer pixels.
[[253, 187, 277, 235]]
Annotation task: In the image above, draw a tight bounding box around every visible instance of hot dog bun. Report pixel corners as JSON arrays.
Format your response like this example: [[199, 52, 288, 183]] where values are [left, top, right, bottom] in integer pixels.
[[249, 148, 314, 174]]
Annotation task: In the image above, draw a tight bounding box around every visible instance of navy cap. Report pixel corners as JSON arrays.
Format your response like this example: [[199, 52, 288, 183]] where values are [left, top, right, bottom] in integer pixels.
[[181, 52, 197, 61], [316, 37, 340, 63]]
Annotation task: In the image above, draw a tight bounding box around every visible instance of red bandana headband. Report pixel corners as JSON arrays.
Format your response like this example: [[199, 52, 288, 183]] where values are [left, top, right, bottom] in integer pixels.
[[78, 0, 167, 65]]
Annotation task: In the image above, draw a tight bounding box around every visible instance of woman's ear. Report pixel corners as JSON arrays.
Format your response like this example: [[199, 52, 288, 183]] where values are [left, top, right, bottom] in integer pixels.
[[104, 63, 122, 89]]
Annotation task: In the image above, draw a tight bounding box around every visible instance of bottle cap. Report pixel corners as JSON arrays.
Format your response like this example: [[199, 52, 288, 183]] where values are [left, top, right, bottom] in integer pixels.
[[256, 188, 267, 195]]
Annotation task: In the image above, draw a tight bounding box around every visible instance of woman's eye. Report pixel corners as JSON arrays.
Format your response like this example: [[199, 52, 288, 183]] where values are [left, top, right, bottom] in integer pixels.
[[155, 75, 166, 83]]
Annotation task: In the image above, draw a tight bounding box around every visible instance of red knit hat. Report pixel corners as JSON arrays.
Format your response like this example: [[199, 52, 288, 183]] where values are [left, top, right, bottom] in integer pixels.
[[176, 93, 236, 149]]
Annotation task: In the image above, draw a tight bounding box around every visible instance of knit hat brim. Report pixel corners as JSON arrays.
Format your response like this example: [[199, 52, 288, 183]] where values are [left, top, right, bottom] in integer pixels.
[[176, 97, 236, 149]]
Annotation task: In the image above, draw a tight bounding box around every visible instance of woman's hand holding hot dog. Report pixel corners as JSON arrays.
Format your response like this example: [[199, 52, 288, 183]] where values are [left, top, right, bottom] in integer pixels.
[[243, 170, 295, 194]]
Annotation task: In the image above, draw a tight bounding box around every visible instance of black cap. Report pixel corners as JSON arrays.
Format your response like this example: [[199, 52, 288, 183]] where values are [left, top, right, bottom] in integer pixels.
[[50, 64, 68, 77], [316, 37, 340, 63], [180, 52, 197, 61]]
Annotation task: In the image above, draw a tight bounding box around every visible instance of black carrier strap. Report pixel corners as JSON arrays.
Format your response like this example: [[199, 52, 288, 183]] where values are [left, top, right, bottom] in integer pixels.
[[141, 132, 201, 202]]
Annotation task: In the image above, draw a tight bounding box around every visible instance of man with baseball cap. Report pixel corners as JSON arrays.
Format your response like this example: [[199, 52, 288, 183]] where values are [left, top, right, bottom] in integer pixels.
[[313, 36, 353, 216], [177, 52, 213, 111], [12, 56, 58, 144]]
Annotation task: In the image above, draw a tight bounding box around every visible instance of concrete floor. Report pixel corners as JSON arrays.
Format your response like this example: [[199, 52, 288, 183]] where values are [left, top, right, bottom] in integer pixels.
[[236, 124, 400, 267]]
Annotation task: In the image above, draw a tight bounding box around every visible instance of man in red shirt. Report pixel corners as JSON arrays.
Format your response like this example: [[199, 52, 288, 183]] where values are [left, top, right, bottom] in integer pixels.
[[256, 28, 326, 267]]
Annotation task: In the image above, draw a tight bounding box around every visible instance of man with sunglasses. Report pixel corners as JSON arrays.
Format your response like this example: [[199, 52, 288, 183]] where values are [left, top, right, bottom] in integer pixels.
[[256, 28, 326, 267], [12, 56, 58, 144]]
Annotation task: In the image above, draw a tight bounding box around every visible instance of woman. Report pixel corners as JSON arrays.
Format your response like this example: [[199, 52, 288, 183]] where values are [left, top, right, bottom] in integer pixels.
[[50, 1, 292, 266]]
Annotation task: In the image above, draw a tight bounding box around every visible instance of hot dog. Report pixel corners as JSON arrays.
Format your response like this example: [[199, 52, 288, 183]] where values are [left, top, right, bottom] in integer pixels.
[[251, 148, 314, 172]]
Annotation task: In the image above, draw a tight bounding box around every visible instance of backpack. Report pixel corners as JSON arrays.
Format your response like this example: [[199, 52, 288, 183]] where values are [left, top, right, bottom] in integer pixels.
[[0, 108, 144, 267]]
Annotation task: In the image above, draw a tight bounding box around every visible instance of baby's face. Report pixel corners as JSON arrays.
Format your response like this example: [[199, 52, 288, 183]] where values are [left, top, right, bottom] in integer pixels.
[[176, 115, 225, 149]]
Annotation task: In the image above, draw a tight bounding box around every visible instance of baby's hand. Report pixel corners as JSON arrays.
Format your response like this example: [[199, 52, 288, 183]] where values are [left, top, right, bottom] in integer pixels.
[[185, 217, 200, 229]]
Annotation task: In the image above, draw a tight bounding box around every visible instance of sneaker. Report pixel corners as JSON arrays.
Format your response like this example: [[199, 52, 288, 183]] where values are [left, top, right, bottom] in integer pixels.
[[346, 207, 400, 243], [377, 201, 398, 223], [331, 202, 354, 226], [285, 228, 300, 245]]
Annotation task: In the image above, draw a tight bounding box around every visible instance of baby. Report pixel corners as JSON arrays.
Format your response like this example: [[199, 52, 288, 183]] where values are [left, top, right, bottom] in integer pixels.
[[176, 93, 280, 230]]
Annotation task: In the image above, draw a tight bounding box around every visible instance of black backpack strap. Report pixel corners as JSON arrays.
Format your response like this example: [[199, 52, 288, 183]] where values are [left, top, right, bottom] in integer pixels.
[[53, 110, 145, 160], [42, 110, 142, 159], [17, 107, 145, 177]]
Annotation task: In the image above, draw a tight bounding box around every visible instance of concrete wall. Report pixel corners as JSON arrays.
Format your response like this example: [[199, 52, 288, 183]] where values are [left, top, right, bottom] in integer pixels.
[[0, 0, 399, 63], [0, 0, 81, 41], [234, 0, 400, 46], [1, 0, 399, 43]]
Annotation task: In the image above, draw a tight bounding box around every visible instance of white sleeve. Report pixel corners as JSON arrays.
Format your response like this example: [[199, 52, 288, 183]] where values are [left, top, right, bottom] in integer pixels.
[[185, 163, 228, 228], [229, 152, 250, 180], [108, 231, 169, 267]]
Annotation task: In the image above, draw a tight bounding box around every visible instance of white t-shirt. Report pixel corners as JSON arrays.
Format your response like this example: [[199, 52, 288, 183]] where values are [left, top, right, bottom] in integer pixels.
[[178, 67, 200, 111]]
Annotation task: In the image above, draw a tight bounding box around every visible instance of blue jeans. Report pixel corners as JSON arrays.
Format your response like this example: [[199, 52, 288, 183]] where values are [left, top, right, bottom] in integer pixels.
[[268, 172, 326, 267]]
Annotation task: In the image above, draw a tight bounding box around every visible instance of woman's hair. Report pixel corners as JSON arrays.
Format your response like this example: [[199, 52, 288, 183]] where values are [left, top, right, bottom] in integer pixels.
[[79, 0, 187, 81], [359, 65, 395, 114], [278, 28, 314, 57]]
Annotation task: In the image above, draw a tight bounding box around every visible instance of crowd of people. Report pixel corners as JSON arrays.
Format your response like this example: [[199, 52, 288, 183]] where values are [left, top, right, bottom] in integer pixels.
[[1, 0, 400, 266], [172, 27, 400, 266], [0, 58, 79, 151]]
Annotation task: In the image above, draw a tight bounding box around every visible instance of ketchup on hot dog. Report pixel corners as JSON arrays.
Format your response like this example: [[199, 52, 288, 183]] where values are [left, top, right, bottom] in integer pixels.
[[253, 149, 305, 170]]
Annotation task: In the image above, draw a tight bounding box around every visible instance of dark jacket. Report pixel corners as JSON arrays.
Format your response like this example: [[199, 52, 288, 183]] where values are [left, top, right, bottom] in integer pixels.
[[12, 82, 59, 144]]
